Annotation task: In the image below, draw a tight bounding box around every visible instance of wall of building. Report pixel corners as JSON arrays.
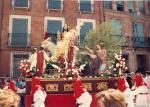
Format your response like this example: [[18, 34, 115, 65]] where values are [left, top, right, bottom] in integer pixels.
[[0, 0, 102, 76], [0, 0, 150, 77]]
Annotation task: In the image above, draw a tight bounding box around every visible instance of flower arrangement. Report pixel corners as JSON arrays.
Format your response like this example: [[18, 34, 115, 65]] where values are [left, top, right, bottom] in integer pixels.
[[60, 63, 81, 80], [110, 51, 128, 76], [19, 59, 37, 77], [19, 59, 31, 76]]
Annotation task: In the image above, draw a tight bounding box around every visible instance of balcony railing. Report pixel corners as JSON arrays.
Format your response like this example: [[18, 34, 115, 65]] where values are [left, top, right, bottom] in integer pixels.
[[12, 0, 30, 9], [122, 37, 150, 49], [131, 37, 150, 48], [8, 33, 30, 47]]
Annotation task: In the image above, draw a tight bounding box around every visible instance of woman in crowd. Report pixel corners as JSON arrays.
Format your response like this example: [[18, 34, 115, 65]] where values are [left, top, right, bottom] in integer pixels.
[[96, 89, 126, 107], [0, 89, 20, 107]]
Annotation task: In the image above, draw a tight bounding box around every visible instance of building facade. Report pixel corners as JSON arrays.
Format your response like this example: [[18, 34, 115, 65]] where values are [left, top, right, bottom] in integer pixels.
[[0, 0, 150, 78]]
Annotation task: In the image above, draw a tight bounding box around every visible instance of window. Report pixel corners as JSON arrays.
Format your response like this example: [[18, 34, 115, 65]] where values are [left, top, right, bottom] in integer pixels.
[[148, 0, 150, 14], [138, 1, 144, 14], [77, 19, 95, 43], [133, 23, 144, 47], [79, 0, 93, 12], [9, 15, 31, 47], [12, 0, 29, 8], [103, 1, 112, 9], [136, 55, 148, 71], [44, 17, 64, 43], [133, 23, 144, 37], [116, 1, 124, 11], [11, 53, 29, 78], [47, 0, 63, 10], [128, 1, 134, 13], [111, 19, 122, 36]]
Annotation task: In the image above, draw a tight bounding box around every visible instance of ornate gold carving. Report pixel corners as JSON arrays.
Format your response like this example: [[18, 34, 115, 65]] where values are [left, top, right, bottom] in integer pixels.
[[64, 83, 73, 91], [83, 83, 92, 91], [97, 82, 108, 90], [46, 83, 58, 92]]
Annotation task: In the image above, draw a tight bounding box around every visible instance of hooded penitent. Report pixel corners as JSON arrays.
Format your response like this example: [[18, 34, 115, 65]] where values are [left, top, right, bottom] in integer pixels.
[[30, 77, 45, 98], [9, 80, 17, 93], [30, 76, 46, 107], [73, 79, 85, 99], [134, 74, 147, 87], [117, 77, 127, 92], [73, 79, 92, 107]]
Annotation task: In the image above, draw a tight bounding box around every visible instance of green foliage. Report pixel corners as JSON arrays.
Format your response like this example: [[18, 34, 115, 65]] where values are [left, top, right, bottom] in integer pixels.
[[80, 21, 126, 64]]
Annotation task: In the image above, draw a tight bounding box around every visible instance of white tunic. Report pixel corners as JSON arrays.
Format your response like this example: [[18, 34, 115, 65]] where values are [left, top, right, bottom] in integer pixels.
[[32, 90, 47, 107], [29, 53, 37, 70], [77, 92, 92, 107], [132, 86, 150, 107], [123, 88, 134, 107], [145, 76, 150, 94]]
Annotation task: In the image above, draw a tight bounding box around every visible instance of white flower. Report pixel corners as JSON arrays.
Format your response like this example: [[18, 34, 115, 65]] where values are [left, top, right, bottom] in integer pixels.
[[26, 69, 30, 73], [113, 68, 117, 71], [52, 64, 61, 70], [116, 63, 120, 67], [68, 77, 73, 80], [109, 66, 112, 69]]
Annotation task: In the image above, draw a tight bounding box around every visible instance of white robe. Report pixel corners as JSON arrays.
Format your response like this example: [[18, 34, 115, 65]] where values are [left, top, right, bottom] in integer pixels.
[[29, 53, 37, 70], [32, 90, 47, 107], [145, 76, 150, 95], [132, 85, 150, 107], [123, 88, 134, 107], [76, 92, 92, 107]]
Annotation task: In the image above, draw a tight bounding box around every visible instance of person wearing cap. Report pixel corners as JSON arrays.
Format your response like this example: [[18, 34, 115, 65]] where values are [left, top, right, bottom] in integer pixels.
[[73, 79, 92, 107], [36, 47, 50, 76], [131, 73, 150, 106], [30, 76, 47, 107], [117, 77, 134, 107]]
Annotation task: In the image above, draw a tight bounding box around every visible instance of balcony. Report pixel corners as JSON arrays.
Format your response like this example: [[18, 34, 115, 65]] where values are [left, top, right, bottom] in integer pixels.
[[123, 36, 150, 49], [8, 33, 30, 47], [12, 0, 29, 10], [131, 37, 150, 48]]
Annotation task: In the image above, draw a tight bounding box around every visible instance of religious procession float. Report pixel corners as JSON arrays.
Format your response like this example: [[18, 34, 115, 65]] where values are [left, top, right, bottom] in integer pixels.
[[15, 22, 129, 107]]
